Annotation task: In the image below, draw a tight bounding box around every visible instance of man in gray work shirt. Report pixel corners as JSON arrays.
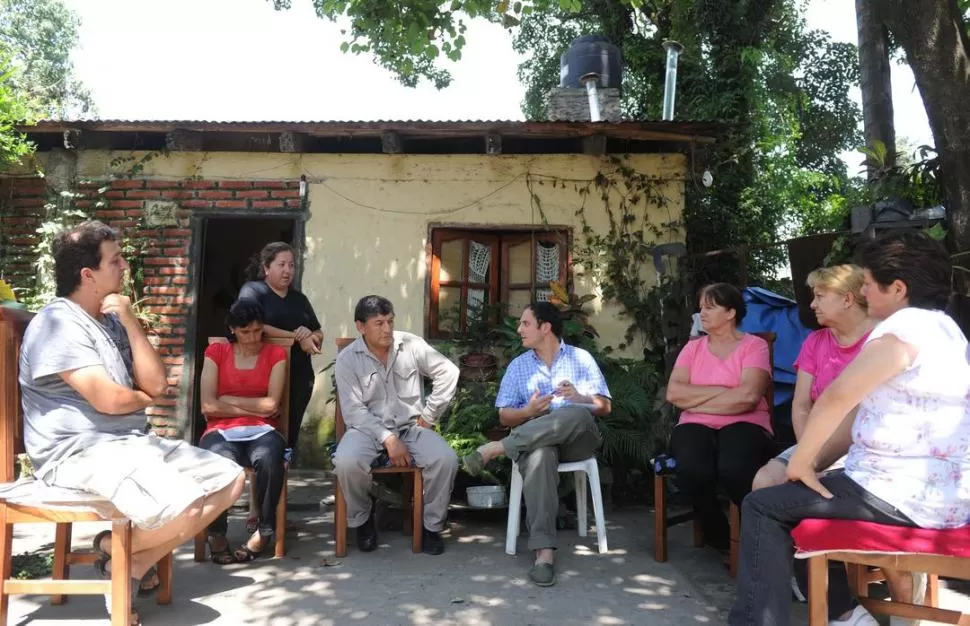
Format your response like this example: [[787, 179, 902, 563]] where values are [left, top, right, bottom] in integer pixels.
[[334, 295, 459, 555]]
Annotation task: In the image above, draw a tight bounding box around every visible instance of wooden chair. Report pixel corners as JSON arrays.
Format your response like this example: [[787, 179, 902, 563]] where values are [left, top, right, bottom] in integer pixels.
[[0, 307, 173, 626], [193, 336, 293, 561], [793, 519, 964, 624], [653, 331, 777, 578], [332, 337, 423, 557]]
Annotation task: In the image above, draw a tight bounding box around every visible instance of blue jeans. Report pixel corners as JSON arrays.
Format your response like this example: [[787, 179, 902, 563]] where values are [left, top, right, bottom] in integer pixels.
[[729, 470, 915, 625]]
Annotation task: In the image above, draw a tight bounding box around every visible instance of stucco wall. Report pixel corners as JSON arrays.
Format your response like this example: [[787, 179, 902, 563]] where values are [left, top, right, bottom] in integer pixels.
[[55, 151, 685, 441]]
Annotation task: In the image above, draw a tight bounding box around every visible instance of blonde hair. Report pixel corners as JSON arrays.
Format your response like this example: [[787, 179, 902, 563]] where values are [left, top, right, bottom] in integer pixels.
[[806, 264, 866, 308]]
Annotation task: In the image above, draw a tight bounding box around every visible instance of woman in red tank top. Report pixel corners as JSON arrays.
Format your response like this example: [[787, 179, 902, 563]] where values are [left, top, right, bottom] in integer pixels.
[[198, 299, 288, 564]]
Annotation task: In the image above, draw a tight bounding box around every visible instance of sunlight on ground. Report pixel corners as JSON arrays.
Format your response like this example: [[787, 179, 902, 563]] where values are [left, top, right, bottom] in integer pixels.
[[457, 533, 499, 544]]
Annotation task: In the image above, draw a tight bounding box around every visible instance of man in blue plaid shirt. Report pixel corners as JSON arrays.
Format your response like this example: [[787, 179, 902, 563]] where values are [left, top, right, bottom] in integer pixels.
[[463, 302, 611, 587]]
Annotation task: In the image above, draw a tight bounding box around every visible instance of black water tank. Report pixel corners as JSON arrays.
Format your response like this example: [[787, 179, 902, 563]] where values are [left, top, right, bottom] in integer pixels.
[[559, 35, 622, 89]]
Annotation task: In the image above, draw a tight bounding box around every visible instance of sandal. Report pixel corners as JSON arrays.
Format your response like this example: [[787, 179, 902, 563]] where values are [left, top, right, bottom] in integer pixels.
[[232, 534, 269, 563], [232, 545, 260, 563], [136, 565, 160, 597], [92, 532, 159, 595], [92, 530, 112, 561], [208, 534, 234, 566]]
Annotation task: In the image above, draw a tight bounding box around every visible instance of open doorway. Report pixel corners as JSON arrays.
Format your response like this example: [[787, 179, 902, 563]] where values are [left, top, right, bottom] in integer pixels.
[[188, 216, 299, 441]]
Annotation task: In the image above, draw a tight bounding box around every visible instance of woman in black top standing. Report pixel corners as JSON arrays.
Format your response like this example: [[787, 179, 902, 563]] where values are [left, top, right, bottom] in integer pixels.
[[238, 242, 322, 454]]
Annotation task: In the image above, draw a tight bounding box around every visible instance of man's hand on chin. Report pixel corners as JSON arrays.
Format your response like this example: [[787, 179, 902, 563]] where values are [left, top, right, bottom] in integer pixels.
[[101, 293, 137, 327]]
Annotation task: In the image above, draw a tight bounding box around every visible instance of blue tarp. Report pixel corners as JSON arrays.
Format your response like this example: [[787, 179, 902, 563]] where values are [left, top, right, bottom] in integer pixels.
[[738, 286, 812, 407]]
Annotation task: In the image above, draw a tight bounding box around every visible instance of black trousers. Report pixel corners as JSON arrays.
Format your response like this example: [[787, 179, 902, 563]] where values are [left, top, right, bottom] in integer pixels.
[[199, 429, 286, 536], [670, 422, 774, 546], [288, 376, 313, 451]]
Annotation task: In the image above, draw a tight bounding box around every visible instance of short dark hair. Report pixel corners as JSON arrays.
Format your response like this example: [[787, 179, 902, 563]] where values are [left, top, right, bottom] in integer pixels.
[[246, 241, 294, 281], [53, 220, 118, 297], [354, 295, 395, 323], [855, 230, 951, 310], [527, 301, 563, 338], [226, 298, 264, 329], [700, 282, 746, 324]]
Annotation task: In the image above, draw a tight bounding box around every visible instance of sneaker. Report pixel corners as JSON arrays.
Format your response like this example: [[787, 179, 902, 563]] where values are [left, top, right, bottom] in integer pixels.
[[830, 605, 878, 626], [422, 528, 445, 555], [355, 511, 378, 552]]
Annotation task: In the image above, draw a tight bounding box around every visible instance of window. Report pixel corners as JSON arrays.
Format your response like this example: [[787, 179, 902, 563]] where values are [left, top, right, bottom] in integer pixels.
[[428, 227, 570, 337]]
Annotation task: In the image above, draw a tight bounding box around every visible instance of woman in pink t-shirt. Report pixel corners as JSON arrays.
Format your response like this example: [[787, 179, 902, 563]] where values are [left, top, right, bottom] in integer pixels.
[[752, 264, 874, 492], [666, 283, 773, 550]]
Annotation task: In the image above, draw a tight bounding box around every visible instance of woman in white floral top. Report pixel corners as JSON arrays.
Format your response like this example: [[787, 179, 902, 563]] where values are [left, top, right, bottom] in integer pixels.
[[729, 231, 970, 626]]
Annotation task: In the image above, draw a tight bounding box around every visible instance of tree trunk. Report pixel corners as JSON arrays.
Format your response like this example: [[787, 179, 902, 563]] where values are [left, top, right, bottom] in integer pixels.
[[856, 0, 896, 176], [879, 0, 970, 254]]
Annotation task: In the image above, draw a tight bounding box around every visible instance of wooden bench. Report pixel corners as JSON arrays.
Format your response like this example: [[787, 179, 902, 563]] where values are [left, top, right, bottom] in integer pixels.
[[794, 519, 964, 624], [0, 307, 173, 626], [332, 337, 423, 557], [193, 336, 293, 561], [653, 331, 776, 578]]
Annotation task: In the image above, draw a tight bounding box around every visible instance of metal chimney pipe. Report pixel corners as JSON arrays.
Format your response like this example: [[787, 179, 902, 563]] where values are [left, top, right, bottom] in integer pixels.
[[582, 73, 601, 122], [661, 40, 684, 121]]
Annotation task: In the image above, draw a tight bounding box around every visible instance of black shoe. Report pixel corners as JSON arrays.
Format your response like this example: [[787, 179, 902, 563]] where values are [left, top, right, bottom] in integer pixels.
[[356, 511, 378, 552], [422, 528, 445, 555]]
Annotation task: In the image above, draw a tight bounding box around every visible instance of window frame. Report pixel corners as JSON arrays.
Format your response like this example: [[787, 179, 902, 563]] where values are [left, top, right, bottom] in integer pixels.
[[426, 225, 572, 339]]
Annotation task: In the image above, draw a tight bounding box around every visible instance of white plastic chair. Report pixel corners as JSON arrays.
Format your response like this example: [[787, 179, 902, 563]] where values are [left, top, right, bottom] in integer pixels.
[[505, 456, 608, 555]]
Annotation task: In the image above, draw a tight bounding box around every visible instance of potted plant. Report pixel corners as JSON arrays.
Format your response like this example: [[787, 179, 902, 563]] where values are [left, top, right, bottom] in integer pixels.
[[454, 302, 499, 382]]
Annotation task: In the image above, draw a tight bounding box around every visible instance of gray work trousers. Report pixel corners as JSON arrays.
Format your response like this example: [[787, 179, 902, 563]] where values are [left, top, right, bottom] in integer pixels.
[[502, 406, 603, 550], [333, 425, 458, 533]]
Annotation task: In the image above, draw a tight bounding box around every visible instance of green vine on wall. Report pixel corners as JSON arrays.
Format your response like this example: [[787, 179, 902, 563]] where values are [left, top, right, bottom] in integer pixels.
[[525, 156, 698, 466], [526, 156, 694, 360], [23, 150, 165, 330]]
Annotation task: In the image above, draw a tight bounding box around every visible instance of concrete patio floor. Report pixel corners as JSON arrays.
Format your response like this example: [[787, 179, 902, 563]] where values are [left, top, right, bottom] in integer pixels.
[[6, 471, 969, 625]]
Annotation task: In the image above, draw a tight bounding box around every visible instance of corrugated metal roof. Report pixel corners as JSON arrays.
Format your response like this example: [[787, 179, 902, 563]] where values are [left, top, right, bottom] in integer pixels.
[[29, 118, 719, 125], [21, 118, 722, 141]]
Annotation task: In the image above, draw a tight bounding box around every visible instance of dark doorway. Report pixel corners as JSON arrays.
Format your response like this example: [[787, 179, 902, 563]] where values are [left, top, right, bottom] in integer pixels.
[[188, 216, 299, 442]]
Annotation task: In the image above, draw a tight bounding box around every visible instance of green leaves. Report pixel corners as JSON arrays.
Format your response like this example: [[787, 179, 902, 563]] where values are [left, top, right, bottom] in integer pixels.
[[0, 0, 93, 117], [0, 48, 34, 172], [273, 0, 564, 88]]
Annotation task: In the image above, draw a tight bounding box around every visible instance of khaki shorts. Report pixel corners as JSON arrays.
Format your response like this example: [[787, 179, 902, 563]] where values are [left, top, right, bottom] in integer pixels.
[[47, 433, 244, 530]]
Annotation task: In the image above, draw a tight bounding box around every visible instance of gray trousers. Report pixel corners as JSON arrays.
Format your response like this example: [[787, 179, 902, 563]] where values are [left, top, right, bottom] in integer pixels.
[[502, 406, 602, 550], [333, 425, 458, 533]]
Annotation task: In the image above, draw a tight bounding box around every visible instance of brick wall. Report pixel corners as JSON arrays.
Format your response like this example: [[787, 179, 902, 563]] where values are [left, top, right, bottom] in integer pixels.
[[0, 178, 47, 288], [0, 176, 301, 437], [547, 87, 622, 122]]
